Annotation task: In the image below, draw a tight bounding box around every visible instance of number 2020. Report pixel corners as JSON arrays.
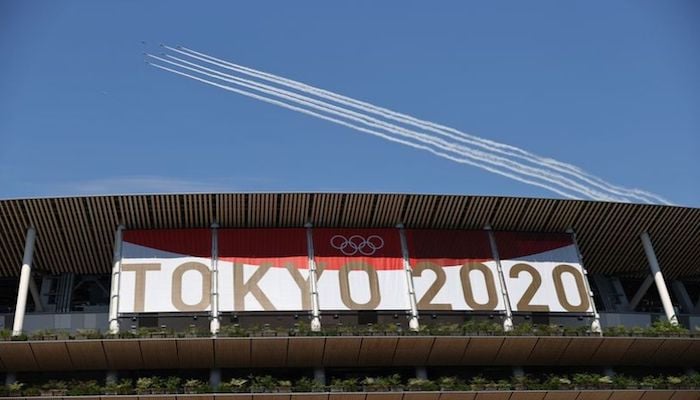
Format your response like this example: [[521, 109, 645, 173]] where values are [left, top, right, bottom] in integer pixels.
[[412, 262, 589, 312]]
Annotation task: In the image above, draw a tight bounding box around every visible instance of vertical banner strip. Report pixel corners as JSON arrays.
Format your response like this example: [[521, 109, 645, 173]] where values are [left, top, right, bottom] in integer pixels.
[[210, 223, 220, 334], [305, 224, 322, 331]]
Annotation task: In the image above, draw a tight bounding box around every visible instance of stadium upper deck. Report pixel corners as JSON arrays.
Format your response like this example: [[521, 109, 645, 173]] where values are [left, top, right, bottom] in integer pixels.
[[0, 193, 698, 279]]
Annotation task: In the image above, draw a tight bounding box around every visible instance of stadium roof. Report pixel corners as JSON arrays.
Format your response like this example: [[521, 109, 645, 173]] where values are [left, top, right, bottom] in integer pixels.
[[0, 193, 698, 279]]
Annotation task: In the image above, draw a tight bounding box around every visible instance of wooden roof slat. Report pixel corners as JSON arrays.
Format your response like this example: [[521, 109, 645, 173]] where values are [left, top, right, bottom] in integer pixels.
[[0, 194, 697, 277]]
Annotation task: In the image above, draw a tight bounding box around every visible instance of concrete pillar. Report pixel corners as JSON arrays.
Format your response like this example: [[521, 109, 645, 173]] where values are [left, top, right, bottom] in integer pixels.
[[210, 223, 220, 335], [209, 368, 221, 389], [305, 223, 322, 332], [313, 368, 326, 385], [485, 225, 513, 332], [640, 232, 678, 325], [28, 275, 43, 312], [106, 371, 118, 384], [108, 225, 124, 334], [415, 367, 428, 380], [671, 281, 694, 314], [12, 227, 36, 336], [608, 276, 630, 311], [397, 223, 420, 331], [628, 275, 654, 311], [5, 372, 17, 385]]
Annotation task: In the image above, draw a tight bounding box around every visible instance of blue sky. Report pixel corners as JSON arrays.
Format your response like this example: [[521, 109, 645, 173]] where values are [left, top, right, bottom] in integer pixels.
[[1, 1, 698, 205]]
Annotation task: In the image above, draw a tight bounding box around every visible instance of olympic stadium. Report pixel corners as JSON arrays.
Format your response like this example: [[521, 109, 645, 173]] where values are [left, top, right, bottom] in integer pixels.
[[0, 192, 699, 399]]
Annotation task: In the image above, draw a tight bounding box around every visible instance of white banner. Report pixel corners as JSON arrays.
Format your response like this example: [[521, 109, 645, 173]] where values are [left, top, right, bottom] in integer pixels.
[[496, 232, 593, 313], [217, 262, 312, 311]]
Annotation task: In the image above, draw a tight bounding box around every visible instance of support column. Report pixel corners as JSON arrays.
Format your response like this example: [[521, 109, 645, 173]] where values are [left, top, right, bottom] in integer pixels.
[[106, 371, 118, 384], [313, 368, 326, 385], [210, 223, 220, 335], [209, 368, 221, 389], [108, 225, 124, 335], [628, 275, 654, 311], [28, 275, 43, 312], [485, 225, 513, 332], [671, 281, 694, 314], [305, 223, 322, 332], [415, 367, 428, 380], [640, 232, 678, 325], [569, 228, 602, 334], [397, 223, 420, 331], [5, 373, 17, 386], [12, 227, 36, 336]]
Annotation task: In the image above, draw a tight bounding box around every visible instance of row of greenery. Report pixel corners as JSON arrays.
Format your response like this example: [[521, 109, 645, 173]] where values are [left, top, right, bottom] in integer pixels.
[[1, 320, 696, 340], [3, 373, 700, 396]]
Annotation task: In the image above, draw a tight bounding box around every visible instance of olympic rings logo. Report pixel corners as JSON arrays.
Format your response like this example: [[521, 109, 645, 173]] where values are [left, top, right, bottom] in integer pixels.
[[330, 235, 384, 256]]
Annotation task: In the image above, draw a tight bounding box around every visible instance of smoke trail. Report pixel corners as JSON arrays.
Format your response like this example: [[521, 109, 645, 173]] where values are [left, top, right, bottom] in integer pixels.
[[148, 54, 623, 201], [169, 45, 671, 204], [148, 62, 582, 199], [153, 54, 629, 202], [175, 45, 670, 204]]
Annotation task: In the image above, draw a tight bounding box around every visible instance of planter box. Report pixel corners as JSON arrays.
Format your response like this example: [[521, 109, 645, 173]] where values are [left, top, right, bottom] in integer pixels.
[[40, 389, 68, 396], [363, 386, 390, 392]]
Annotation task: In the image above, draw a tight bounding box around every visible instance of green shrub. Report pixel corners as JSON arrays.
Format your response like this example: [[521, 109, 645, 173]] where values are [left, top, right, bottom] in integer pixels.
[[294, 376, 324, 392], [330, 377, 358, 392], [219, 378, 248, 393], [406, 378, 438, 391], [68, 380, 102, 396]]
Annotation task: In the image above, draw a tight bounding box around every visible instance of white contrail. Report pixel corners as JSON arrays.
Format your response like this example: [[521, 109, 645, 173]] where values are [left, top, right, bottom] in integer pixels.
[[148, 54, 623, 201], [175, 45, 671, 204], [148, 62, 582, 199], [153, 54, 621, 201], [169, 45, 671, 204]]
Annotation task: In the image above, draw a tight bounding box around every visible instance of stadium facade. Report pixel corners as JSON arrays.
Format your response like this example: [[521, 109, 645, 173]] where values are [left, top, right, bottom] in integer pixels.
[[0, 192, 699, 399]]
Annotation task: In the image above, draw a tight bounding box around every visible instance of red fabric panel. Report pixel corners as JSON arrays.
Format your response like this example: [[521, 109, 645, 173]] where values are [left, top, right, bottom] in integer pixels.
[[313, 228, 403, 270], [407, 229, 492, 266], [494, 231, 572, 259], [218, 228, 308, 268], [123, 229, 211, 257]]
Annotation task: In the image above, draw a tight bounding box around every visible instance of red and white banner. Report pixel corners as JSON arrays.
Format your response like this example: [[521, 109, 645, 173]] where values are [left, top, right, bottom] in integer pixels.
[[119, 229, 212, 313], [406, 229, 505, 311], [116, 228, 594, 315], [218, 228, 310, 311], [313, 228, 410, 310], [495, 232, 592, 313]]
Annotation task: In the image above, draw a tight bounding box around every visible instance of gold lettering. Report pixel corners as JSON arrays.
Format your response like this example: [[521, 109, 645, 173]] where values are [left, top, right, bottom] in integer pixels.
[[552, 264, 590, 312], [286, 263, 325, 310], [412, 262, 451, 310], [460, 262, 498, 310], [171, 262, 211, 311], [339, 262, 381, 310], [121, 263, 161, 312], [234, 263, 275, 311], [510, 263, 549, 312]]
